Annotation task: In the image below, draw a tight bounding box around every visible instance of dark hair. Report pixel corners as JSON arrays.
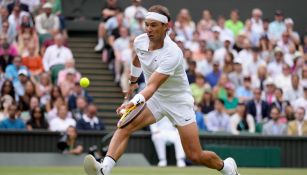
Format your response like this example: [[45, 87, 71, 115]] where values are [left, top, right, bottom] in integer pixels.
[[238, 102, 248, 119], [216, 98, 225, 105], [1, 80, 15, 99], [148, 5, 171, 22]]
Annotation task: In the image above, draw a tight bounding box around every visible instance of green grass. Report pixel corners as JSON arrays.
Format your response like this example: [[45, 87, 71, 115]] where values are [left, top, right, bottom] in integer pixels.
[[0, 167, 306, 175]]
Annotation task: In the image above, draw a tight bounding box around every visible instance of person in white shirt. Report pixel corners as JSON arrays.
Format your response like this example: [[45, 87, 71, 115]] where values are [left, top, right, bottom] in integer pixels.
[[292, 83, 307, 119], [124, 0, 147, 23], [150, 117, 186, 167], [43, 33, 73, 83], [274, 63, 292, 93], [250, 8, 263, 35], [35, 2, 59, 43], [284, 74, 303, 103], [267, 47, 284, 77], [49, 105, 76, 132], [84, 5, 239, 175], [206, 99, 230, 132]]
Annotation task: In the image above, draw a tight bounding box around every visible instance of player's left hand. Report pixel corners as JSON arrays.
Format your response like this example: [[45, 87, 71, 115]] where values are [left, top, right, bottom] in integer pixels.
[[116, 102, 134, 116]]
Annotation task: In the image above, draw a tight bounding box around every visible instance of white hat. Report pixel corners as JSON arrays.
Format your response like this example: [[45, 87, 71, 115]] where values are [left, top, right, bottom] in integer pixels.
[[212, 26, 221, 33], [264, 77, 275, 86], [285, 18, 294, 25], [18, 69, 28, 76], [43, 2, 53, 9]]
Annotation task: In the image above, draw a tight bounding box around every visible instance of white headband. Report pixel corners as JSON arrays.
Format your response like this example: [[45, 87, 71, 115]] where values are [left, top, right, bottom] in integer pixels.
[[145, 12, 168, 23]]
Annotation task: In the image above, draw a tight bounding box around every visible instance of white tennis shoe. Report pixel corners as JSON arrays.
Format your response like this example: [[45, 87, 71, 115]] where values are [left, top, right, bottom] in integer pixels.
[[84, 155, 106, 175], [222, 157, 240, 175]]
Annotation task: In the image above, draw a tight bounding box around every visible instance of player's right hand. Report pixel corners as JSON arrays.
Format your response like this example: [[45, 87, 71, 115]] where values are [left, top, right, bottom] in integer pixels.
[[116, 102, 134, 116]]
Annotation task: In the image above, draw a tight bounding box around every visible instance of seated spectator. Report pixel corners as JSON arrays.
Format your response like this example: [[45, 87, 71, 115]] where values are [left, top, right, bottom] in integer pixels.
[[223, 82, 239, 115], [42, 33, 73, 84], [59, 68, 76, 97], [0, 20, 17, 44], [7, 0, 29, 14], [26, 106, 48, 130], [205, 60, 222, 87], [0, 79, 16, 101], [61, 126, 83, 155], [212, 73, 228, 99], [262, 107, 287, 135], [0, 95, 14, 121], [230, 103, 255, 135], [0, 38, 15, 71], [19, 95, 40, 122], [68, 83, 93, 111], [35, 2, 59, 44], [199, 89, 215, 114], [235, 75, 253, 102], [57, 58, 81, 86], [49, 104, 76, 132], [21, 43, 43, 76], [47, 96, 72, 122], [36, 73, 52, 106], [77, 104, 105, 131], [246, 88, 270, 123], [262, 77, 276, 105], [190, 73, 211, 104], [195, 105, 207, 131], [0, 103, 25, 129], [72, 96, 88, 120], [5, 56, 28, 88], [150, 117, 186, 167], [271, 88, 290, 116], [186, 60, 197, 84], [285, 74, 303, 104], [17, 24, 39, 57], [45, 86, 63, 112], [287, 107, 307, 136], [291, 83, 307, 118], [18, 80, 36, 111], [8, 3, 31, 32], [205, 99, 230, 132], [228, 59, 244, 89]]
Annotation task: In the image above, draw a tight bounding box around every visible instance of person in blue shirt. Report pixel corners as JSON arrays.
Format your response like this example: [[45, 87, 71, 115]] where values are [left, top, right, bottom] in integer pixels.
[[205, 61, 221, 87], [0, 104, 25, 129]]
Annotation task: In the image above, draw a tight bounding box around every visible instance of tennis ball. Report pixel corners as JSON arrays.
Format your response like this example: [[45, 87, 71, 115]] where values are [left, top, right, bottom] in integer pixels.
[[80, 77, 90, 88]]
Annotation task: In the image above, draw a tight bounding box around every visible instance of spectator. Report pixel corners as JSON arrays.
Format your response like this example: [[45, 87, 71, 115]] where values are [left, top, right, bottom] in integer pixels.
[[199, 89, 215, 114], [21, 43, 43, 76], [59, 68, 76, 97], [186, 60, 197, 84], [223, 82, 239, 115], [214, 37, 237, 66], [262, 107, 287, 135], [285, 74, 303, 103], [0, 103, 25, 129], [0, 95, 14, 121], [45, 86, 62, 112], [60, 126, 84, 155], [251, 65, 268, 91], [225, 9, 244, 37], [42, 33, 73, 84], [230, 103, 255, 135], [292, 83, 307, 119], [150, 117, 186, 167], [262, 77, 276, 105], [287, 107, 307, 136], [197, 9, 216, 41], [128, 10, 145, 37], [57, 58, 81, 86], [26, 106, 48, 130], [35, 2, 60, 44], [212, 73, 228, 100], [216, 16, 234, 43], [222, 52, 234, 74], [124, 0, 147, 23], [250, 8, 263, 35], [0, 79, 15, 100], [271, 88, 290, 115], [17, 23, 39, 57], [0, 33, 18, 58], [174, 8, 195, 41], [18, 80, 36, 111], [207, 26, 223, 51], [36, 72, 52, 106], [228, 59, 244, 88], [246, 88, 270, 123], [190, 73, 211, 104], [236, 75, 253, 102], [246, 47, 266, 75], [76, 104, 105, 131], [205, 60, 222, 87], [196, 49, 214, 77], [72, 96, 87, 120], [5, 56, 28, 89], [68, 83, 93, 111], [195, 105, 207, 131], [7, 0, 29, 14], [49, 104, 76, 132], [268, 10, 285, 43], [8, 3, 30, 32], [205, 99, 230, 132]]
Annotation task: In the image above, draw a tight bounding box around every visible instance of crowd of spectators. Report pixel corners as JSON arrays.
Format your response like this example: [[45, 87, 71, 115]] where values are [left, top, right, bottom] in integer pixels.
[[0, 0, 105, 132], [95, 0, 307, 136]]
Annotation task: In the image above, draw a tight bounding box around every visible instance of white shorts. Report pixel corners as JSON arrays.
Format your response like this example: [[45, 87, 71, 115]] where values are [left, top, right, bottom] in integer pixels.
[[147, 96, 196, 126]]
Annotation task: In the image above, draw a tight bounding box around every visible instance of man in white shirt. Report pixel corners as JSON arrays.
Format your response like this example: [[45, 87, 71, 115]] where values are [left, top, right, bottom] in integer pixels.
[[124, 0, 147, 23], [292, 83, 307, 119], [250, 8, 263, 35], [35, 2, 59, 43], [84, 5, 239, 175], [284, 74, 303, 103], [43, 33, 73, 83], [49, 105, 76, 132]]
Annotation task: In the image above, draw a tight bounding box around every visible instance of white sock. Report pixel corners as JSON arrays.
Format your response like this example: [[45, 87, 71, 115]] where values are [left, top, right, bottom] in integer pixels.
[[220, 160, 232, 174], [101, 156, 116, 174]]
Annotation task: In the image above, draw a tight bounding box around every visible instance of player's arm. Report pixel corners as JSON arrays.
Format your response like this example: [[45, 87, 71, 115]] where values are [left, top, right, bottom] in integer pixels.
[[130, 53, 141, 83]]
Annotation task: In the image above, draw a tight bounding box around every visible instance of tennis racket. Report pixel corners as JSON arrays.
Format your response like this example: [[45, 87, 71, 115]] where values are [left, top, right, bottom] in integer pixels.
[[117, 102, 146, 128]]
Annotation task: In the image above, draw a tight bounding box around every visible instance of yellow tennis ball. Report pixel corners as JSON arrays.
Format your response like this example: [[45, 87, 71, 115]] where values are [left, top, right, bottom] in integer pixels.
[[80, 77, 90, 88]]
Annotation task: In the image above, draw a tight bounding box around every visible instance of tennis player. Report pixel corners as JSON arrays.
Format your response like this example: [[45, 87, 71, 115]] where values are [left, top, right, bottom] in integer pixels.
[[84, 5, 239, 175]]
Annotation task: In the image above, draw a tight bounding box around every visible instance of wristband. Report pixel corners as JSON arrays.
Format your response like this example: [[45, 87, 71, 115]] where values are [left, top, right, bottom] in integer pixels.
[[130, 94, 145, 105], [131, 64, 142, 78], [129, 80, 138, 85]]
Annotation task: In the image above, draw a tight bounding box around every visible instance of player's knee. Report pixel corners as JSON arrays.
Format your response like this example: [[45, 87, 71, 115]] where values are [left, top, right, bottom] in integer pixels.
[[117, 127, 133, 137]]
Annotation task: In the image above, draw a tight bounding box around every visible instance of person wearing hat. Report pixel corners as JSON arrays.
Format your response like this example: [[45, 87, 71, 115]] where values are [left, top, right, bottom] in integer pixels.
[[263, 77, 276, 105], [228, 58, 244, 88], [267, 47, 284, 77], [207, 26, 223, 51], [268, 10, 286, 42], [250, 8, 263, 35], [35, 2, 60, 44]]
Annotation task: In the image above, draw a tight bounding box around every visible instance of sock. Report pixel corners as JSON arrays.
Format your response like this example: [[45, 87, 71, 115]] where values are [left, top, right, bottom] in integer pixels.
[[101, 156, 116, 174], [220, 160, 232, 174]]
